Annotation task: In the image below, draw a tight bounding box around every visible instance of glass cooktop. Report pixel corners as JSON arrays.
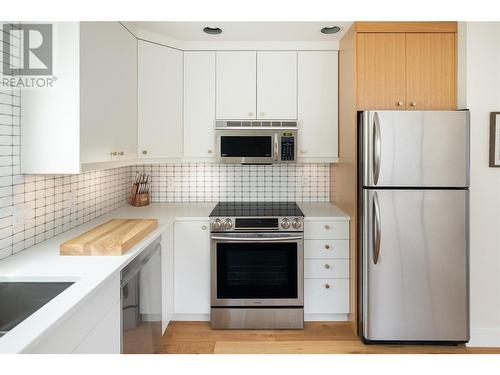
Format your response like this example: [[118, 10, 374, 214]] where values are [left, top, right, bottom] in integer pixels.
[[210, 202, 304, 217]]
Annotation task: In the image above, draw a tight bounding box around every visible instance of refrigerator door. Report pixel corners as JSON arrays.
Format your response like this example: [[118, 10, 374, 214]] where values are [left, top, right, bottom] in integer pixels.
[[362, 189, 469, 342], [361, 110, 470, 188]]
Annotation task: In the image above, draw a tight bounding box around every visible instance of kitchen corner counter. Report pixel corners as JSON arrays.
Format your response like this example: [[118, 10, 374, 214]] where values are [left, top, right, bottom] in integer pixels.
[[298, 202, 350, 220], [0, 203, 216, 353]]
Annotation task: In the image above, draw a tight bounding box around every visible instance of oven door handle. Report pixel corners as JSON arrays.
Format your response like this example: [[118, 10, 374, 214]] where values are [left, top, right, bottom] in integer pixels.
[[211, 235, 303, 242]]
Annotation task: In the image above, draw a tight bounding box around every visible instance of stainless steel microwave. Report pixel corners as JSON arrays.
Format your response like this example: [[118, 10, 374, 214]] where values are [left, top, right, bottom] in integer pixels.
[[215, 120, 298, 164]]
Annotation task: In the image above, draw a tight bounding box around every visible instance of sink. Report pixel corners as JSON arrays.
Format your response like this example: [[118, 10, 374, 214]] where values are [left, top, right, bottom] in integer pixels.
[[0, 282, 74, 338]]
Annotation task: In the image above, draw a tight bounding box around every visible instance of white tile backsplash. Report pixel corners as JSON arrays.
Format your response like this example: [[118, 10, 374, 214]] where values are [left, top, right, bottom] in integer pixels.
[[133, 163, 330, 203]]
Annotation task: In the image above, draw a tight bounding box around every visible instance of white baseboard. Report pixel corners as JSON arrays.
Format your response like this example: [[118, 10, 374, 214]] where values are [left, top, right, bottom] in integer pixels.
[[305, 313, 348, 322], [468, 328, 500, 347], [171, 313, 349, 323], [172, 313, 210, 321]]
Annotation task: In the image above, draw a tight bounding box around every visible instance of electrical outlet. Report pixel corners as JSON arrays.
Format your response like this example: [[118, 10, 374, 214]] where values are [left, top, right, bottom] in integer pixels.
[[12, 203, 33, 226], [13, 204, 26, 226], [69, 192, 77, 211]]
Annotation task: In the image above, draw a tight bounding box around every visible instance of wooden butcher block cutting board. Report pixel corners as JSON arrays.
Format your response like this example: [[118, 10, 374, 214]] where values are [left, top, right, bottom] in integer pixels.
[[60, 219, 158, 256]]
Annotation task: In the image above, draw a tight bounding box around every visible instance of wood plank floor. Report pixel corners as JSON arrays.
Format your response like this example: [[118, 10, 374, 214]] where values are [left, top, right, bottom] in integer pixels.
[[157, 321, 500, 354]]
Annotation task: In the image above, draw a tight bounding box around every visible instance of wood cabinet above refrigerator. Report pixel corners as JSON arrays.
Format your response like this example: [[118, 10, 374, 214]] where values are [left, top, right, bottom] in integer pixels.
[[356, 22, 457, 111]]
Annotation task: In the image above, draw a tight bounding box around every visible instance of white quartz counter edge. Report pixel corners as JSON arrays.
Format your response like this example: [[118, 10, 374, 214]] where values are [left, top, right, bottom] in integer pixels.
[[0, 203, 216, 353], [298, 202, 350, 220]]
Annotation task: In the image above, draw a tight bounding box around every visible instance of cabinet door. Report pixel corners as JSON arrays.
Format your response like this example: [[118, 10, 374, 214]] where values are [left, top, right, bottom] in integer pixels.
[[174, 221, 210, 315], [298, 51, 339, 159], [405, 33, 456, 110], [72, 302, 120, 354], [257, 51, 297, 119], [184, 51, 216, 158], [216, 51, 256, 119], [138, 41, 183, 158], [356, 33, 406, 110], [80, 22, 138, 164]]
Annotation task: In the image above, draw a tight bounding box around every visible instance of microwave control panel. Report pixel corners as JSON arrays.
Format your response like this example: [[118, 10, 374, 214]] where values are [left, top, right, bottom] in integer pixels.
[[281, 136, 295, 161]]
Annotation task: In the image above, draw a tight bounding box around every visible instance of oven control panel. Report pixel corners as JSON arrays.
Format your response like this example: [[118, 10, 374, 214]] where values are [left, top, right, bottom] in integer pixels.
[[210, 217, 303, 232]]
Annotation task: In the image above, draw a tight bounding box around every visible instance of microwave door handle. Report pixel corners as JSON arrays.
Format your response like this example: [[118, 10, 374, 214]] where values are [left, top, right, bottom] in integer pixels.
[[274, 134, 279, 162]]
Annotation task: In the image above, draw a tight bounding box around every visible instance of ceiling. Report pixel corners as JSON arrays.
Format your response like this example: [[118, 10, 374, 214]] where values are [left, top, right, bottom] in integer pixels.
[[126, 22, 352, 42]]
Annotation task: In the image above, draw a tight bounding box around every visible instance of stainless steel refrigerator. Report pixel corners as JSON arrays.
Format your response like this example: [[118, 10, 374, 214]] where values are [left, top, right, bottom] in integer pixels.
[[359, 110, 470, 343]]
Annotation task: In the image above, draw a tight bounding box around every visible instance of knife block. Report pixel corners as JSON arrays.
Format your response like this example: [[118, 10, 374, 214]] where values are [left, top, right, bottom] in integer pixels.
[[129, 184, 150, 207]]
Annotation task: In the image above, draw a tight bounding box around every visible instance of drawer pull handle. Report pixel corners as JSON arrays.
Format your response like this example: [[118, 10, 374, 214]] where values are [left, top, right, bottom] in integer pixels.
[[201, 225, 207, 230], [324, 264, 330, 269], [325, 283, 331, 289], [324, 225, 331, 230], [325, 244, 331, 250]]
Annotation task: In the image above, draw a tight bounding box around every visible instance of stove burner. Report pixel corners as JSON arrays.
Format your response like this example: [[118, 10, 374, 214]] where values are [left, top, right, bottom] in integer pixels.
[[210, 202, 304, 217]]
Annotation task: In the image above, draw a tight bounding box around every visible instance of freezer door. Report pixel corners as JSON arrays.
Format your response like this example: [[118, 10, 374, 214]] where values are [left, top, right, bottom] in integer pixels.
[[361, 110, 470, 187], [362, 189, 469, 342]]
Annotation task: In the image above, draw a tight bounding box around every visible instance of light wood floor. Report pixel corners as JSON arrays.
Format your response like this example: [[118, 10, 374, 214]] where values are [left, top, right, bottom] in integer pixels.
[[157, 321, 500, 354]]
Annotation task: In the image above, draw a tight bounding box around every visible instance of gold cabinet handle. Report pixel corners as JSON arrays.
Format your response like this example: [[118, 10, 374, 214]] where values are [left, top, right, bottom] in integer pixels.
[[208, 150, 212, 154], [110, 151, 117, 156], [118, 151, 124, 156], [142, 150, 148, 155], [325, 283, 331, 289], [248, 112, 254, 117], [324, 264, 331, 269], [324, 224, 331, 230], [259, 112, 265, 117], [397, 101, 404, 107], [410, 102, 417, 107], [325, 244, 331, 250], [201, 225, 207, 230]]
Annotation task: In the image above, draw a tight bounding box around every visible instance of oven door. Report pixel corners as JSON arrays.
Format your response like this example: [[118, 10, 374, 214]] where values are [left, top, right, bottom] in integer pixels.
[[211, 232, 304, 307], [216, 129, 277, 164]]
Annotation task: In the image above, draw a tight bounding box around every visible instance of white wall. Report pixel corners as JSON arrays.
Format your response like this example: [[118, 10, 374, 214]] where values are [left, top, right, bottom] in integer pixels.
[[461, 22, 500, 347]]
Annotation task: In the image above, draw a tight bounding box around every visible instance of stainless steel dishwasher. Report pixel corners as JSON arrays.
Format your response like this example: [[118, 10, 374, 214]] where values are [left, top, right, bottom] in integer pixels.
[[121, 236, 162, 354]]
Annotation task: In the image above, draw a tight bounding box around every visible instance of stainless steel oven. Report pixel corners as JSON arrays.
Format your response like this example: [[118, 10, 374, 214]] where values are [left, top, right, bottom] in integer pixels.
[[215, 120, 297, 164], [209, 202, 305, 329]]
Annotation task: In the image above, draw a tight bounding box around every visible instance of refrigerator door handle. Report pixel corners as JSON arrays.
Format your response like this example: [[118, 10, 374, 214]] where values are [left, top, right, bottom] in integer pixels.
[[372, 191, 381, 265], [373, 112, 381, 185]]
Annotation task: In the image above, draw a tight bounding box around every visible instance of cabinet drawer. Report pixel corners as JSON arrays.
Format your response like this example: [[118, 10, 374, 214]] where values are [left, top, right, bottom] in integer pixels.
[[304, 278, 349, 314], [304, 220, 349, 239], [304, 239, 349, 259], [304, 259, 349, 279]]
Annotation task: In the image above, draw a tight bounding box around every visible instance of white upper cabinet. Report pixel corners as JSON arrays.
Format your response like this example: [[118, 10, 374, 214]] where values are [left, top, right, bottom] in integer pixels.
[[298, 51, 339, 160], [80, 22, 137, 164], [216, 51, 257, 120], [257, 51, 297, 120], [21, 22, 138, 174], [138, 41, 183, 159], [184, 51, 216, 158]]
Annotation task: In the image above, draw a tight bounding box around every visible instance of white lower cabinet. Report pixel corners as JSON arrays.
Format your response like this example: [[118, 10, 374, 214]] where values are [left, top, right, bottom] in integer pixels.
[[72, 301, 121, 354], [303, 219, 350, 320], [304, 279, 349, 314], [26, 275, 120, 354], [173, 220, 211, 318]]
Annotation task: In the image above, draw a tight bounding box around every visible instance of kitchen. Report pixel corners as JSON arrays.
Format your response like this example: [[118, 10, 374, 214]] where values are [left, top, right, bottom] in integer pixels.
[[1, 7, 500, 368]]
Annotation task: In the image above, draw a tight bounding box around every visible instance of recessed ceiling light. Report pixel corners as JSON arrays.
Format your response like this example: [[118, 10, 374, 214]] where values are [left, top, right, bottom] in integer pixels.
[[321, 26, 341, 34], [203, 26, 222, 35]]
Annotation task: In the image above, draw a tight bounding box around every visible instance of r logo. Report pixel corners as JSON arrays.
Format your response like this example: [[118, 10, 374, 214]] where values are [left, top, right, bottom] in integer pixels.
[[2, 23, 53, 76]]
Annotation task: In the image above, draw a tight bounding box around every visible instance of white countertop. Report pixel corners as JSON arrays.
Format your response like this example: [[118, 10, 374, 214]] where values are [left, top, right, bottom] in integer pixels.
[[0, 201, 347, 353], [0, 203, 215, 353], [298, 202, 350, 220]]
